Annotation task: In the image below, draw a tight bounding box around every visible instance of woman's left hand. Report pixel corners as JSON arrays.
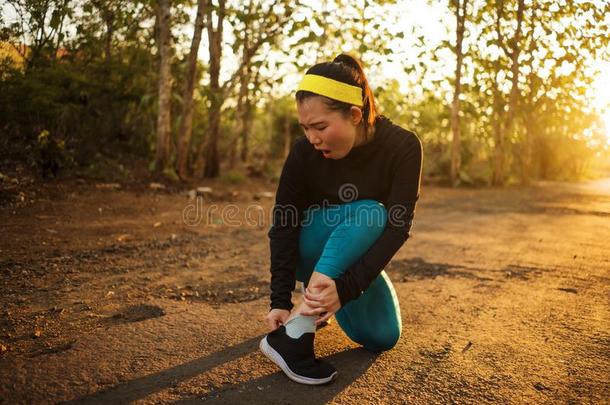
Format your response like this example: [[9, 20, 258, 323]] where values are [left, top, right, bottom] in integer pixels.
[[301, 275, 341, 326]]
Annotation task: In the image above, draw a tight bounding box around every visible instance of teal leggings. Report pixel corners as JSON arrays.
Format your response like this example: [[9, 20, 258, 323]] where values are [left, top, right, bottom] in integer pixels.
[[296, 199, 402, 352]]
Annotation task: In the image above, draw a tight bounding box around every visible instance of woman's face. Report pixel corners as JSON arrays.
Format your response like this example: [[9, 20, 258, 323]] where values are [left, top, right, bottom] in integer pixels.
[[297, 96, 363, 159]]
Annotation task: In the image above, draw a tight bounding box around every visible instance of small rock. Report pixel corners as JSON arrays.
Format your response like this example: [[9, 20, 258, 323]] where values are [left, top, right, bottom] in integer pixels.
[[153, 222, 162, 228], [149, 182, 166, 190], [106, 291, 115, 298], [253, 191, 274, 200], [196, 187, 214, 197], [1, 344, 7, 353], [33, 330, 42, 338]]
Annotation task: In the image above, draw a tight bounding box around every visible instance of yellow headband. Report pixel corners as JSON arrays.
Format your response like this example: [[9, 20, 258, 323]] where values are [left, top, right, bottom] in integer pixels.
[[297, 74, 364, 107]]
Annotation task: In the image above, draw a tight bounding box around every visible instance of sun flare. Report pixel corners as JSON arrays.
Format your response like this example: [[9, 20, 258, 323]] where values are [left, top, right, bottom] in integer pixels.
[[592, 61, 610, 144], [603, 109, 610, 143]]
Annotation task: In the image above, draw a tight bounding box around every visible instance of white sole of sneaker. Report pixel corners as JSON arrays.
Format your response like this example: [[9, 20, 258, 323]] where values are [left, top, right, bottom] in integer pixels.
[[259, 337, 338, 385]]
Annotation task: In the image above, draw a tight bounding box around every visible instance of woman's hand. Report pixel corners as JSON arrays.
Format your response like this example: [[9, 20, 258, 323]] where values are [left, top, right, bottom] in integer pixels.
[[265, 308, 290, 331], [301, 274, 341, 326]]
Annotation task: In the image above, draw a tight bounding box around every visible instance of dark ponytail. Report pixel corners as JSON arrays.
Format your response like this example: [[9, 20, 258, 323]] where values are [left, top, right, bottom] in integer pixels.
[[296, 54, 379, 139]]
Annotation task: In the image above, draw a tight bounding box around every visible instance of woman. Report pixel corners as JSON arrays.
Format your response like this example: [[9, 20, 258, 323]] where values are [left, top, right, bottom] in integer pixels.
[[259, 54, 423, 385]]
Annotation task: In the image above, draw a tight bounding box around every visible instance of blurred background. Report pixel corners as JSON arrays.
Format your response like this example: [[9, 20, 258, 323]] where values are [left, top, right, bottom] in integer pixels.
[[1, 0, 609, 187]]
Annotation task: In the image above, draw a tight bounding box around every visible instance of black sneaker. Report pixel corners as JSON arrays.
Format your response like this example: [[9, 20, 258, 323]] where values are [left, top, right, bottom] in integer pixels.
[[259, 325, 338, 385]]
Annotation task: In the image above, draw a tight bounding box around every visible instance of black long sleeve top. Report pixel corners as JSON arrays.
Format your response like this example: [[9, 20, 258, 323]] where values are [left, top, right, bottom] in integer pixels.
[[268, 115, 423, 311]]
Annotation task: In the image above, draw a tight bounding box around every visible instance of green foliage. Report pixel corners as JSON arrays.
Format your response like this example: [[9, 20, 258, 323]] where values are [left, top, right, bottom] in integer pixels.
[[268, 95, 300, 159], [220, 170, 246, 184], [418, 0, 610, 184], [82, 154, 132, 182], [0, 0, 158, 178], [0, 0, 608, 185], [35, 129, 74, 178]]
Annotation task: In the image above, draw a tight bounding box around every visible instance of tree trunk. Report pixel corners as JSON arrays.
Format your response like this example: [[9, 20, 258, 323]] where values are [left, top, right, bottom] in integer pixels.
[[240, 93, 252, 162], [155, 0, 173, 171], [194, 0, 225, 178], [520, 119, 534, 185], [520, 1, 537, 186], [450, 0, 467, 186], [227, 74, 245, 169], [105, 20, 113, 68], [202, 100, 221, 178], [505, 0, 524, 141], [230, 56, 249, 168], [492, 0, 525, 186], [492, 123, 506, 186], [176, 0, 207, 179], [491, 59, 506, 186], [240, 67, 258, 163]]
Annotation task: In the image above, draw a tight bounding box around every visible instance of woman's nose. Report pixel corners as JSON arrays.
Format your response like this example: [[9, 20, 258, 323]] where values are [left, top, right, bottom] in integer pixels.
[[307, 133, 322, 145]]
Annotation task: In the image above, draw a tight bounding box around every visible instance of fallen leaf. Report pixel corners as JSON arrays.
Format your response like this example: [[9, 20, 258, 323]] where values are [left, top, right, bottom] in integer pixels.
[[533, 382, 550, 391]]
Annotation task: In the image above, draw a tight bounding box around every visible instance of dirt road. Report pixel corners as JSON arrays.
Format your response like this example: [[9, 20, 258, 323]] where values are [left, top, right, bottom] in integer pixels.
[[1, 177, 609, 403]]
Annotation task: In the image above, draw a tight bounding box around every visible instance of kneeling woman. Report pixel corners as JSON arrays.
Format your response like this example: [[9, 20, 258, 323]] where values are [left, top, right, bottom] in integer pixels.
[[260, 54, 423, 385]]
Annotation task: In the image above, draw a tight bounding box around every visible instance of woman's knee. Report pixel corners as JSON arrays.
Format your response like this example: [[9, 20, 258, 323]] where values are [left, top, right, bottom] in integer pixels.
[[364, 325, 401, 352]]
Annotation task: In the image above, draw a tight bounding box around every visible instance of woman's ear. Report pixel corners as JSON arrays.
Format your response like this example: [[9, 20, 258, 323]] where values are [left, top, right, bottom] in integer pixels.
[[350, 106, 363, 125]]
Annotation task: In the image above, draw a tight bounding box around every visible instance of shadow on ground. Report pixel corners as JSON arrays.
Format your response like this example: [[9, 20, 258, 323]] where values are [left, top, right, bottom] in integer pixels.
[[178, 347, 377, 404], [64, 336, 378, 404], [387, 257, 548, 283]]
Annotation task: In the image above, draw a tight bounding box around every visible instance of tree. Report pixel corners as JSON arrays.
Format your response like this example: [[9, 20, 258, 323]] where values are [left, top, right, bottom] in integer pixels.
[[154, 0, 173, 171], [194, 0, 225, 178], [194, 0, 297, 178], [450, 0, 468, 186], [176, 0, 207, 179], [2, 0, 72, 68], [491, 0, 524, 186]]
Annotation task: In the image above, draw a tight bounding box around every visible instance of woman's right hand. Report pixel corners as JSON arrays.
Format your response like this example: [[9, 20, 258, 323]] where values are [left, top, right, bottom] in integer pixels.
[[265, 308, 290, 331]]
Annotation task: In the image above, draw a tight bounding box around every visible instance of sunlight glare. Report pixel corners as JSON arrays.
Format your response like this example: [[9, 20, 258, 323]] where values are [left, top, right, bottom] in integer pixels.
[[592, 61, 610, 142]]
